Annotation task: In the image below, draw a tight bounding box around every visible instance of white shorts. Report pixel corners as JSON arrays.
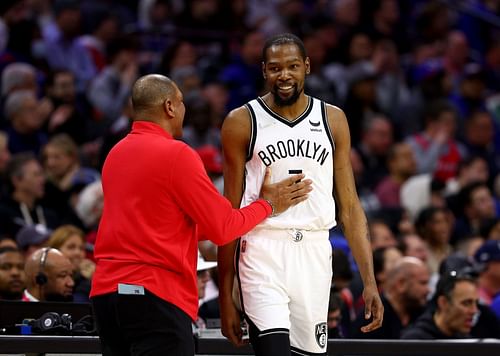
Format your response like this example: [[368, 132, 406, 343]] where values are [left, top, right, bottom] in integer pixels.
[[236, 228, 332, 354]]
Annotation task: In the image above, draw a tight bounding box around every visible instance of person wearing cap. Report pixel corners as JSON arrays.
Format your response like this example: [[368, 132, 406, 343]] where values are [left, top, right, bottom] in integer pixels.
[[194, 251, 218, 331], [90, 74, 312, 356], [474, 240, 500, 305], [15, 224, 51, 258]]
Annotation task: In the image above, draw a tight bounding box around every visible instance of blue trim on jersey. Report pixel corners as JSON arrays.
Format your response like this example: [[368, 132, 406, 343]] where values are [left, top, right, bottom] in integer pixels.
[[256, 96, 313, 128], [245, 103, 258, 162]]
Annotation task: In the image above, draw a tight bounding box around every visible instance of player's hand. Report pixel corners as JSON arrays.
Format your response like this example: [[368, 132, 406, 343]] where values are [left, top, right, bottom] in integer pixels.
[[220, 299, 248, 346], [259, 168, 312, 215], [360, 285, 384, 333]]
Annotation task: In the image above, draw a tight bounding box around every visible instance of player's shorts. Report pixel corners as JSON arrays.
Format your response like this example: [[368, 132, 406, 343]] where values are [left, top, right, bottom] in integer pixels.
[[236, 228, 332, 354]]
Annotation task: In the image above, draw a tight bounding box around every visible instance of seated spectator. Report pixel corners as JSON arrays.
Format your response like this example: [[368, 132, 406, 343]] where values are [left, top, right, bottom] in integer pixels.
[[374, 142, 417, 208], [15, 224, 50, 258], [405, 99, 467, 183], [0, 152, 60, 239], [327, 291, 344, 338], [398, 233, 429, 263], [369, 219, 397, 250], [4, 90, 48, 155], [401, 271, 479, 339], [351, 257, 429, 339], [373, 246, 403, 293], [0, 246, 25, 300], [474, 240, 500, 305], [415, 207, 453, 276], [194, 251, 217, 332], [452, 182, 498, 244], [47, 225, 95, 302], [42, 133, 100, 228], [22, 247, 74, 302]]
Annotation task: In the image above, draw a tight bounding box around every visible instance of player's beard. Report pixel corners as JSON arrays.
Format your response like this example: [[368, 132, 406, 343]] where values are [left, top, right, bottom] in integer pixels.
[[272, 84, 302, 107]]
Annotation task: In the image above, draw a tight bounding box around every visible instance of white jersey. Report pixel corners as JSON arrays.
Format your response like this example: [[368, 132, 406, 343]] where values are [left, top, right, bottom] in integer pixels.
[[241, 96, 336, 231]]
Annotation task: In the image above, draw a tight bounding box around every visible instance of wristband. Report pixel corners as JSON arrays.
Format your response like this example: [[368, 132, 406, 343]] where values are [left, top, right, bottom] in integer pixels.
[[263, 199, 277, 217]]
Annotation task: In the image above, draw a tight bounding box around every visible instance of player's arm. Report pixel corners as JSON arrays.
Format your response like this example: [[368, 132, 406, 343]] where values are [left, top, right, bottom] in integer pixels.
[[218, 106, 250, 346], [327, 105, 383, 333]]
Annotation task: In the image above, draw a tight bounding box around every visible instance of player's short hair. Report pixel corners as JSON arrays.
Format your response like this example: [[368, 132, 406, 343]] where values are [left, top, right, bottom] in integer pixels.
[[262, 33, 307, 62]]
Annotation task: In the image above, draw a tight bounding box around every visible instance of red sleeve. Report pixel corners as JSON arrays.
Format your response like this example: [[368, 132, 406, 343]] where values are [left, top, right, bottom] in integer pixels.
[[170, 145, 271, 245]]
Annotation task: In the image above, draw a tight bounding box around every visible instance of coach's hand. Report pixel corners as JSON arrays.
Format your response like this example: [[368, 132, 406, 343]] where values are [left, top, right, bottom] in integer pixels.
[[260, 168, 312, 216], [360, 285, 384, 333], [220, 299, 247, 347]]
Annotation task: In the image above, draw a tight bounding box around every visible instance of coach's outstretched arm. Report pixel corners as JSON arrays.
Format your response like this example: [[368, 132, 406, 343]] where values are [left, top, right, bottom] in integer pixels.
[[328, 105, 384, 333]]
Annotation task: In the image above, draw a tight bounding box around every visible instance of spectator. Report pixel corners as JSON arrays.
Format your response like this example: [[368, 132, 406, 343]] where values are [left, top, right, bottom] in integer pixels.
[[398, 233, 429, 263], [415, 207, 453, 276], [0, 246, 25, 300], [374, 142, 417, 208], [452, 182, 497, 244], [43, 0, 96, 93], [327, 291, 344, 338], [401, 271, 479, 339], [47, 224, 94, 302], [4, 90, 48, 155], [406, 99, 468, 183], [474, 240, 500, 305], [0, 152, 60, 239], [369, 219, 398, 250], [354, 114, 394, 190], [86, 35, 139, 137], [195, 250, 218, 332], [22, 247, 74, 302], [352, 257, 430, 339], [42, 133, 100, 225], [15, 224, 50, 258]]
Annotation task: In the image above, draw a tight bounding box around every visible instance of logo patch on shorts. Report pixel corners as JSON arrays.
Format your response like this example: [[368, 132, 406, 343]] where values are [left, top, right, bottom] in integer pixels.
[[315, 322, 327, 348]]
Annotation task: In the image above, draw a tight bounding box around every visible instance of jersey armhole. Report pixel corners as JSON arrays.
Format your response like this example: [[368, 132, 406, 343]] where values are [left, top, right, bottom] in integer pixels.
[[321, 101, 335, 152], [244, 103, 258, 162]]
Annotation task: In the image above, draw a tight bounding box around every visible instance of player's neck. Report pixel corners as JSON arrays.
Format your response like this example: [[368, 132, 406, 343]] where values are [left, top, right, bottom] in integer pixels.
[[264, 93, 308, 121]]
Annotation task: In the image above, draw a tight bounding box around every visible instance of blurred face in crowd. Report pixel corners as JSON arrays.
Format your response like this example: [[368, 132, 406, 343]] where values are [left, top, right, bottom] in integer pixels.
[[425, 210, 451, 246], [14, 159, 45, 199], [370, 222, 397, 250], [439, 280, 478, 335], [0, 134, 11, 173], [403, 234, 429, 262], [402, 264, 430, 309], [49, 72, 76, 103], [468, 186, 496, 220], [197, 269, 210, 300], [43, 144, 75, 180], [59, 234, 85, 271], [466, 112, 494, 147], [13, 96, 43, 133], [263, 43, 309, 107], [0, 251, 25, 300], [364, 117, 393, 155], [390, 143, 416, 178]]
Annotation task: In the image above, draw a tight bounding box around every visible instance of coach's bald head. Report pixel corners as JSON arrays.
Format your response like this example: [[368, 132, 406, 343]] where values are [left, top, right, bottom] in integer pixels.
[[131, 74, 185, 137]]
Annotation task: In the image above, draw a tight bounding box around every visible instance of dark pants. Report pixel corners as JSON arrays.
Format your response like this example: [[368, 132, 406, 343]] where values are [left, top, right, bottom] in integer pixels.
[[91, 290, 195, 356]]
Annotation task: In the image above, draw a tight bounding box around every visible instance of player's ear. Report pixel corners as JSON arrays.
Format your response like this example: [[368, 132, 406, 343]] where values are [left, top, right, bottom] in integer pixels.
[[305, 57, 311, 75]]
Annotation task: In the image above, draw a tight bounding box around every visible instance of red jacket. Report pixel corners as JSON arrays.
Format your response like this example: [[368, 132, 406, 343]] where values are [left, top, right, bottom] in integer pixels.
[[90, 121, 270, 320]]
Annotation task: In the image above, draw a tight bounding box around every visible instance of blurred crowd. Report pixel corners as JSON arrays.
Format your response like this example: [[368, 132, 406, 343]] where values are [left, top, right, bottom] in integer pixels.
[[1, 0, 500, 340]]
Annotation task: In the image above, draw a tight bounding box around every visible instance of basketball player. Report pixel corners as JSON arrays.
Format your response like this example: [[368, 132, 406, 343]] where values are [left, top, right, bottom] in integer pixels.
[[218, 33, 384, 355]]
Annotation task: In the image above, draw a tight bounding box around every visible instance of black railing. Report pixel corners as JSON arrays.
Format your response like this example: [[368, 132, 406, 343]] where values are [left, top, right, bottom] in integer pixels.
[[1, 336, 500, 355]]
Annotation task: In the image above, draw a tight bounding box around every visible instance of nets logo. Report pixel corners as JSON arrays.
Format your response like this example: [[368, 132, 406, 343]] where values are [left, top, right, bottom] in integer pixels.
[[315, 322, 327, 348]]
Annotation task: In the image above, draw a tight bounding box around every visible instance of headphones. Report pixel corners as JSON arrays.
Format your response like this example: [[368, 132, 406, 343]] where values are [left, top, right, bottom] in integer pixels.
[[28, 312, 96, 335], [29, 312, 72, 333], [35, 247, 50, 286]]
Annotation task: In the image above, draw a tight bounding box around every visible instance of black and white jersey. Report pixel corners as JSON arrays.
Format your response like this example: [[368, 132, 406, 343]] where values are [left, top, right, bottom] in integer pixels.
[[242, 96, 336, 230]]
